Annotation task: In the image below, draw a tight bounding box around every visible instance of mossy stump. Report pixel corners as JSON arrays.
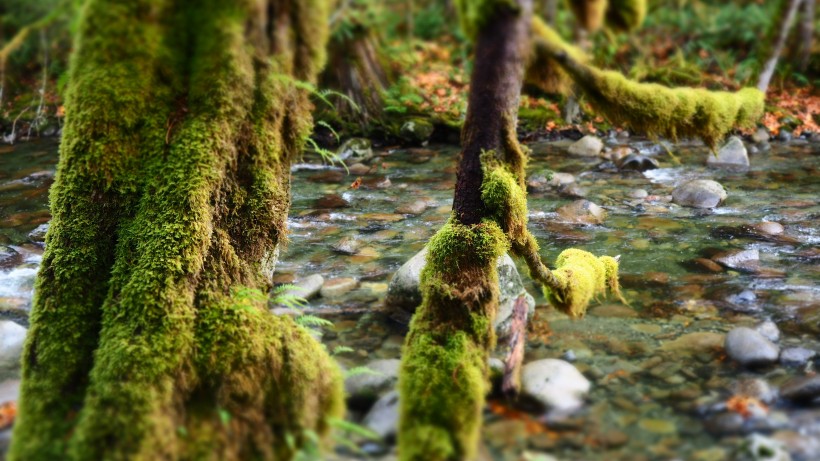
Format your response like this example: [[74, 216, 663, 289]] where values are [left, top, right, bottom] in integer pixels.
[[9, 1, 343, 460]]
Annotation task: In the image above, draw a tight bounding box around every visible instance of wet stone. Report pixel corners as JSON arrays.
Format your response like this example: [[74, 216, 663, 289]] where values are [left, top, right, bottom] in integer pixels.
[[320, 277, 358, 298], [315, 193, 350, 209], [737, 433, 790, 461], [780, 348, 816, 368], [779, 375, 820, 403], [755, 320, 780, 343], [27, 223, 49, 245], [348, 163, 370, 175], [332, 237, 363, 255], [337, 137, 373, 162], [616, 153, 659, 171], [672, 179, 727, 208], [556, 199, 607, 225], [363, 390, 399, 441], [567, 135, 603, 157], [690, 257, 725, 273], [712, 249, 760, 272], [754, 221, 784, 236], [725, 327, 779, 367], [288, 274, 324, 300], [629, 189, 648, 199], [708, 136, 749, 168], [395, 200, 427, 215], [0, 246, 21, 270], [521, 359, 590, 413], [345, 358, 400, 406]]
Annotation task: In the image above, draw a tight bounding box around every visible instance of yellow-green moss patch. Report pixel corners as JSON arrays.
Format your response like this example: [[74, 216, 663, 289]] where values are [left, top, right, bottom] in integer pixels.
[[544, 248, 624, 318]]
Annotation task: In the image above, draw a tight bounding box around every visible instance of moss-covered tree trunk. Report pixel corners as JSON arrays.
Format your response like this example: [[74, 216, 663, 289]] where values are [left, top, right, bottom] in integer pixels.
[[9, 1, 343, 460], [398, 1, 533, 460]]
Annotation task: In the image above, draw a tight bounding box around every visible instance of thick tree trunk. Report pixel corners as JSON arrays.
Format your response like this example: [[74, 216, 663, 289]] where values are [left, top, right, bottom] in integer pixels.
[[9, 1, 343, 460]]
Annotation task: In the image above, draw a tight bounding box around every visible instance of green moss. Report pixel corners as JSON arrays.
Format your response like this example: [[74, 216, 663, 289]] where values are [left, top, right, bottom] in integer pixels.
[[543, 249, 624, 318], [480, 156, 529, 247], [454, 0, 521, 39], [399, 220, 507, 461], [10, 0, 341, 459], [606, 0, 646, 32], [532, 20, 765, 148]]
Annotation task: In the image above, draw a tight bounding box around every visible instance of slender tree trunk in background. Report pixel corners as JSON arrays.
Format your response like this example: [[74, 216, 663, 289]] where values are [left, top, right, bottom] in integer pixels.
[[542, 0, 558, 25], [797, 0, 814, 71], [757, 0, 803, 93], [398, 1, 533, 460], [9, 0, 343, 459]]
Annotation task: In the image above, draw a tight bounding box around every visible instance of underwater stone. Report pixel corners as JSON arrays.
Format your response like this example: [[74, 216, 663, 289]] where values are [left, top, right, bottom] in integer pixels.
[[780, 375, 820, 403], [712, 249, 760, 272], [521, 359, 590, 413], [567, 135, 604, 157], [737, 433, 791, 461], [725, 327, 779, 367], [671, 179, 727, 208], [290, 274, 324, 300], [0, 321, 26, 379], [385, 247, 535, 338], [708, 136, 749, 168], [320, 277, 358, 298], [556, 199, 607, 225], [780, 347, 816, 367]]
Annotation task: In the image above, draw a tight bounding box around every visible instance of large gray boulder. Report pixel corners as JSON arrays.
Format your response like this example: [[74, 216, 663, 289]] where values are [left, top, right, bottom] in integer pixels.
[[385, 247, 535, 338]]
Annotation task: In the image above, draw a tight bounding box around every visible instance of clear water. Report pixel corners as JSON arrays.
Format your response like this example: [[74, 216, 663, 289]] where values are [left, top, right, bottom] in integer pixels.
[[1, 137, 819, 460]]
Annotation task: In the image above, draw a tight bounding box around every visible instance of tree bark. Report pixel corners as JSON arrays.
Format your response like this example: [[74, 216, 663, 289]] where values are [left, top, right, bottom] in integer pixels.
[[9, 1, 343, 460], [398, 2, 533, 460]]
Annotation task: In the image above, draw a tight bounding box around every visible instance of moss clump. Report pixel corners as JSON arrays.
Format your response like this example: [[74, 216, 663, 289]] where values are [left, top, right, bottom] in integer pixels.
[[454, 0, 521, 39], [480, 155, 529, 246], [606, 0, 646, 32], [399, 220, 507, 461], [532, 20, 765, 149], [544, 249, 624, 318]]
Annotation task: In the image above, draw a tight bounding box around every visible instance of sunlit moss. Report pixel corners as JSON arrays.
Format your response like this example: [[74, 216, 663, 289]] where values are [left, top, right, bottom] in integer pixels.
[[399, 220, 506, 461], [544, 249, 624, 318], [526, 16, 587, 94], [532, 20, 765, 148]]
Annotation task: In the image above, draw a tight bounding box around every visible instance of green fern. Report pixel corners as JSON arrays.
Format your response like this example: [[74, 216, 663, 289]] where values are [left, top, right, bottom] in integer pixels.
[[295, 314, 334, 328], [271, 284, 309, 310], [345, 366, 380, 378]]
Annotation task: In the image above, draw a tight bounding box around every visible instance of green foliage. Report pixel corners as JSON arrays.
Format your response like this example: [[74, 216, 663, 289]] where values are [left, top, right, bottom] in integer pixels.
[[413, 3, 448, 40]]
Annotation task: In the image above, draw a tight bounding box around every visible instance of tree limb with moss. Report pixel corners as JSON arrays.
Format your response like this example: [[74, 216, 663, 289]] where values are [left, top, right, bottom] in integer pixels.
[[9, 1, 343, 459], [398, 1, 624, 459]]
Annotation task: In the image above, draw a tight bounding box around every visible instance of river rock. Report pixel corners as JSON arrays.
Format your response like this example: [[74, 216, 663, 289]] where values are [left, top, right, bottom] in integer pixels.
[[712, 249, 760, 272], [363, 390, 399, 440], [780, 375, 820, 403], [315, 193, 350, 209], [320, 277, 358, 298], [556, 199, 607, 225], [0, 321, 27, 379], [0, 246, 21, 270], [27, 223, 49, 245], [332, 237, 363, 255], [521, 359, 590, 413], [287, 274, 324, 300], [385, 248, 535, 338], [725, 327, 779, 367], [672, 179, 727, 208], [708, 136, 749, 167], [616, 153, 659, 171], [752, 127, 770, 144], [338, 138, 373, 163], [399, 118, 434, 144], [345, 359, 400, 404], [567, 135, 603, 157], [753, 221, 784, 236], [755, 320, 780, 343], [395, 199, 427, 215], [780, 347, 816, 367]]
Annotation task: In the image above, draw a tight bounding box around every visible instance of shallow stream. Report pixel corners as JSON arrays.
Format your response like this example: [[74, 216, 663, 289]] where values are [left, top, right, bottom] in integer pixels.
[[1, 136, 819, 460]]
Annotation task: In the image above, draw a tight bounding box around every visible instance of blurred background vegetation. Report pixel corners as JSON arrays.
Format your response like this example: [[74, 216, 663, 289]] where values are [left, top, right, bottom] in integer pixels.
[[1, 0, 817, 141]]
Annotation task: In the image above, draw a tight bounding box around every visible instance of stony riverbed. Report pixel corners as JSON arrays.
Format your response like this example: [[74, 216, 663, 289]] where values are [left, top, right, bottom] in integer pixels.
[[0, 133, 818, 460]]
